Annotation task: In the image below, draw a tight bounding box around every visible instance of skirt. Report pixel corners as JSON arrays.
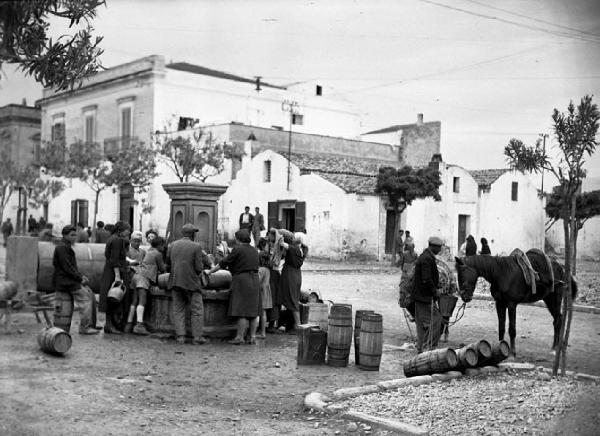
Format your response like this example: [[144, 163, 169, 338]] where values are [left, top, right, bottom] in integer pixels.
[[258, 267, 273, 310], [228, 271, 261, 318]]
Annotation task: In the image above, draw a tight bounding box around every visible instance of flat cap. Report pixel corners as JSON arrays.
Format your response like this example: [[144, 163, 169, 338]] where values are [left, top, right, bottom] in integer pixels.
[[428, 236, 445, 246], [181, 223, 199, 234]]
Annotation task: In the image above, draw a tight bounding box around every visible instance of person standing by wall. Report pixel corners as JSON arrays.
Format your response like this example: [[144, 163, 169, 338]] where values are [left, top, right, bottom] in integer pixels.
[[94, 221, 110, 244], [239, 206, 254, 231], [480, 237, 491, 255], [2, 218, 14, 246], [251, 206, 265, 246], [76, 222, 89, 243], [465, 235, 477, 256], [52, 225, 99, 335], [167, 224, 212, 345], [411, 236, 444, 353]]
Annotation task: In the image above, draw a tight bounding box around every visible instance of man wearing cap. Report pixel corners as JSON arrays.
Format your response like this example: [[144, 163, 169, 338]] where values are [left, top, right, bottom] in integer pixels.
[[167, 223, 212, 344], [411, 236, 444, 353]]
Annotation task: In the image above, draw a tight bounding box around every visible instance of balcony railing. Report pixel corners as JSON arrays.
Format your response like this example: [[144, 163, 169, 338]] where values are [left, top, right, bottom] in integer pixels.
[[103, 136, 139, 156]]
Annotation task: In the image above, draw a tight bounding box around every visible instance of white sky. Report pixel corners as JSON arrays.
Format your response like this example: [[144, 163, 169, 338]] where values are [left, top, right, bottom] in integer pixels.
[[2, 0, 599, 175]]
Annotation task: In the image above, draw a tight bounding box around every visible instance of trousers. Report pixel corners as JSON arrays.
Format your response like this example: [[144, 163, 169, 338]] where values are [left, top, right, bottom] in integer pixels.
[[171, 287, 204, 338], [414, 300, 442, 352]]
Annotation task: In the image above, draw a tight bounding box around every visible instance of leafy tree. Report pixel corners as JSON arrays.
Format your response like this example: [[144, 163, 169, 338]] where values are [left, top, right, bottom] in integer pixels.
[[0, 0, 105, 91], [153, 121, 241, 183], [375, 165, 442, 266], [505, 95, 599, 377], [42, 139, 158, 227], [0, 152, 37, 228], [28, 177, 65, 210], [545, 188, 600, 272]]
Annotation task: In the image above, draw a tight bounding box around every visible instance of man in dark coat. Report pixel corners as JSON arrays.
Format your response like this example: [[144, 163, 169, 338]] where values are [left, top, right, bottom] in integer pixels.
[[239, 206, 254, 231], [52, 225, 99, 335], [94, 221, 110, 243], [167, 223, 212, 345], [411, 236, 444, 353], [251, 206, 265, 246], [1, 218, 13, 246]]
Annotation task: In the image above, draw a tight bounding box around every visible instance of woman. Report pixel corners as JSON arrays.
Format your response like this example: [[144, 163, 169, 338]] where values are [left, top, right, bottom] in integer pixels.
[[480, 237, 491, 255], [266, 227, 284, 333], [206, 229, 261, 345], [256, 237, 272, 338], [398, 240, 418, 320], [465, 235, 477, 256], [278, 232, 305, 333], [99, 221, 132, 334], [214, 231, 230, 264]]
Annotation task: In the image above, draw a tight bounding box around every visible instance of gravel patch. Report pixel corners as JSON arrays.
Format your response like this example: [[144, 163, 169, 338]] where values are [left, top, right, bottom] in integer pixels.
[[337, 371, 600, 435]]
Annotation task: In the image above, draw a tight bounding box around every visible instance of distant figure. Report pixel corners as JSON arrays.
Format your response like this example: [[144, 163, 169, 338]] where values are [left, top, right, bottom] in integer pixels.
[[404, 231, 414, 250], [214, 231, 230, 264], [239, 206, 254, 231], [395, 229, 405, 267], [480, 237, 491, 255], [39, 223, 54, 242], [76, 222, 89, 243], [465, 235, 477, 256], [1, 218, 13, 246], [27, 214, 38, 234], [94, 221, 110, 244], [38, 216, 47, 229], [251, 206, 265, 246]]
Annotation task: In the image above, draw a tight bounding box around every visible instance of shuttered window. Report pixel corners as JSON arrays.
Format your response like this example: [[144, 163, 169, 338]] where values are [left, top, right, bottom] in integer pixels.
[[511, 182, 518, 201]]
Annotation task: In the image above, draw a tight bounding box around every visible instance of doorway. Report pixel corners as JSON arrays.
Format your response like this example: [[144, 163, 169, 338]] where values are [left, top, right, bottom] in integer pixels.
[[281, 208, 296, 232], [119, 184, 135, 230], [458, 214, 470, 250], [385, 209, 397, 254]]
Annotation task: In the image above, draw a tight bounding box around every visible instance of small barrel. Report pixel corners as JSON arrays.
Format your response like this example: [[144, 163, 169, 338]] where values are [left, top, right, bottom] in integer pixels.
[[466, 339, 492, 366], [297, 324, 327, 365], [353, 310, 375, 365], [157, 273, 170, 289], [38, 327, 72, 355], [487, 340, 511, 365], [358, 313, 383, 371], [307, 303, 329, 332], [327, 304, 353, 367], [438, 294, 458, 318], [0, 281, 18, 300], [53, 291, 73, 332], [200, 270, 232, 290], [403, 348, 458, 377], [456, 345, 479, 370]]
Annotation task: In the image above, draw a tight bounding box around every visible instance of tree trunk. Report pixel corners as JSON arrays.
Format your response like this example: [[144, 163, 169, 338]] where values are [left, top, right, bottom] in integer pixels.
[[93, 190, 100, 233], [560, 195, 578, 375], [390, 208, 400, 266], [572, 227, 578, 275], [552, 217, 571, 376]]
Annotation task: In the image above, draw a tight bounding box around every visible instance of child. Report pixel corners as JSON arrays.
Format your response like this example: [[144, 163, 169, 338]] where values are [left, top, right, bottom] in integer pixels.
[[128, 236, 167, 335], [256, 237, 272, 338]]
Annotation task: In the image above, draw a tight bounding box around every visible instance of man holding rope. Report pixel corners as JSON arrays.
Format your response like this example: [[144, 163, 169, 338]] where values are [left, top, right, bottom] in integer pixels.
[[411, 236, 444, 353]]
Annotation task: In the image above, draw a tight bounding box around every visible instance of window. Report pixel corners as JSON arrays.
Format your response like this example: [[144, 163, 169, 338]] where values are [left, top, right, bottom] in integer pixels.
[[51, 114, 65, 143], [71, 199, 89, 227], [83, 108, 96, 144], [263, 160, 272, 182], [292, 114, 304, 125], [117, 97, 135, 148], [511, 182, 519, 201], [316, 85, 322, 96], [453, 177, 460, 193]]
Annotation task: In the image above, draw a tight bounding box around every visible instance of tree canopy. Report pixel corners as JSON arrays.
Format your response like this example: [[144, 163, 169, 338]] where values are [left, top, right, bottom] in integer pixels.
[[0, 0, 105, 91], [545, 188, 600, 232]]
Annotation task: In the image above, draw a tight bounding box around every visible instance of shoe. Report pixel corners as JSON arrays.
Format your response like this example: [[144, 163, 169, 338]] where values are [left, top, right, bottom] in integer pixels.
[[79, 328, 100, 335], [227, 339, 243, 345], [124, 322, 134, 333], [246, 337, 257, 345], [103, 326, 121, 335], [256, 333, 266, 339], [91, 325, 103, 330], [192, 337, 208, 345], [133, 323, 150, 336], [176, 336, 186, 344]]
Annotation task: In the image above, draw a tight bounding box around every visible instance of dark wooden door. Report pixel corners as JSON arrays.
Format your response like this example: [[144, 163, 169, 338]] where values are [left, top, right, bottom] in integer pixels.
[[458, 214, 468, 249], [385, 209, 396, 254], [295, 201, 306, 232], [267, 202, 279, 229]]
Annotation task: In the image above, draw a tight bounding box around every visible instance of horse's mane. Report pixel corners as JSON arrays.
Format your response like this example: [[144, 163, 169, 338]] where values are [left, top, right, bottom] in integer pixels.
[[464, 255, 516, 280]]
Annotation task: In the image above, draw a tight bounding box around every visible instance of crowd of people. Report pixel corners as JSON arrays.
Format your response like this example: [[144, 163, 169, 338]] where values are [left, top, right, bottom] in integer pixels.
[[50, 204, 309, 346]]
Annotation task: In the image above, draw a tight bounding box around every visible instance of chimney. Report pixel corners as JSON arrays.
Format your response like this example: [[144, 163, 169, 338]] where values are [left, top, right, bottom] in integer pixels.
[[417, 113, 423, 126], [22, 98, 27, 106]]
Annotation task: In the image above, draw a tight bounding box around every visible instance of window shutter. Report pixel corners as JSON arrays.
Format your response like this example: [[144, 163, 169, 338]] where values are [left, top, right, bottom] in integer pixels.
[[511, 182, 518, 201], [267, 202, 278, 229], [71, 200, 77, 226], [295, 201, 306, 232]]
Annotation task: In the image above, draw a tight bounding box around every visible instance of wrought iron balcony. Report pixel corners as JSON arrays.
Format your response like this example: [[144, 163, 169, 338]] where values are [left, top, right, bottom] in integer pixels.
[[103, 136, 139, 156]]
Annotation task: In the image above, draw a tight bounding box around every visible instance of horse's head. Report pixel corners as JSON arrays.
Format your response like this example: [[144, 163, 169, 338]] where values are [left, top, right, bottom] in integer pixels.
[[454, 256, 477, 303]]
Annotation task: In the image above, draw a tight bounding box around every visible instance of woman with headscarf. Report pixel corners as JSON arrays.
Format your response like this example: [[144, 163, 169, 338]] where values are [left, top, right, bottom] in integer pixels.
[[205, 229, 261, 345], [398, 239, 418, 320], [278, 232, 306, 332], [99, 221, 132, 334], [465, 235, 477, 256], [480, 237, 491, 255]]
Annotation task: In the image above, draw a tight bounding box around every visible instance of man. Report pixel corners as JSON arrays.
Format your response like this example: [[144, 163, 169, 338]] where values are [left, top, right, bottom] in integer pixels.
[[238, 206, 254, 231], [411, 236, 444, 353], [76, 222, 89, 243], [94, 221, 110, 243], [27, 214, 38, 234], [52, 225, 99, 335], [167, 223, 212, 345], [395, 229, 405, 267], [251, 206, 265, 246], [1, 218, 13, 246]]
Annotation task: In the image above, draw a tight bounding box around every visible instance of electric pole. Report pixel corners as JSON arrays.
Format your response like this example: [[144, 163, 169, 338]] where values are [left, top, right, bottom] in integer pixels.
[[281, 100, 299, 191]]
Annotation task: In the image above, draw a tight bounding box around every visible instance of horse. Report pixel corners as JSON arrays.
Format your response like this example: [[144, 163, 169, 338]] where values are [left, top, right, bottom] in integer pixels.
[[454, 251, 577, 356]]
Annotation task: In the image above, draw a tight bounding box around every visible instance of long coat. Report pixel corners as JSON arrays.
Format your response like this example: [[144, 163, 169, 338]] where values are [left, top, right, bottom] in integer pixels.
[[99, 234, 130, 313]]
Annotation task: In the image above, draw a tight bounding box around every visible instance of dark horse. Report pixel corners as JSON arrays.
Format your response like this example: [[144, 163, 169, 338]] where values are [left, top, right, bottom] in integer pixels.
[[454, 251, 577, 355]]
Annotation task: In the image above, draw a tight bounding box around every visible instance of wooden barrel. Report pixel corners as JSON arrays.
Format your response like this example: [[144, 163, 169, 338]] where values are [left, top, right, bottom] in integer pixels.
[[38, 327, 72, 355], [487, 340, 511, 365], [466, 339, 492, 366], [157, 273, 170, 289], [456, 345, 479, 370], [200, 270, 232, 289], [307, 303, 329, 332], [353, 310, 375, 365], [0, 281, 18, 300], [297, 324, 327, 365], [53, 291, 73, 332], [327, 304, 353, 367], [38, 242, 106, 293], [358, 313, 383, 371], [403, 347, 458, 377]]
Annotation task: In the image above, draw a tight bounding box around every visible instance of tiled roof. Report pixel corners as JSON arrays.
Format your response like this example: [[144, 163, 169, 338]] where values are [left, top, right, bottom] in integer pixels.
[[166, 62, 285, 89], [287, 152, 391, 195], [469, 169, 510, 187]]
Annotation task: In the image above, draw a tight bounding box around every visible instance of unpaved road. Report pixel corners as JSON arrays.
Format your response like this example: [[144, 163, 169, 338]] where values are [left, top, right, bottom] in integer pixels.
[[1, 269, 599, 435]]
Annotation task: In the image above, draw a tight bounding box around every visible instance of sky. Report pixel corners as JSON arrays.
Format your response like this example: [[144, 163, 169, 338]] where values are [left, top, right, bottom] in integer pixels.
[[2, 0, 600, 176]]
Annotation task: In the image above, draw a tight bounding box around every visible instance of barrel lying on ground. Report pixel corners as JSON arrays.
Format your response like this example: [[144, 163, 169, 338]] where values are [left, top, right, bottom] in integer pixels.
[[327, 304, 353, 367], [403, 348, 458, 377], [455, 344, 479, 371], [38, 327, 72, 355], [466, 339, 492, 367], [358, 313, 383, 371], [486, 340, 511, 365]]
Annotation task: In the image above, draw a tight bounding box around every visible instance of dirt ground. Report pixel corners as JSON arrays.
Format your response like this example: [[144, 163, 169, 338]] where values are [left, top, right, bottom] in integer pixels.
[[1, 264, 599, 435]]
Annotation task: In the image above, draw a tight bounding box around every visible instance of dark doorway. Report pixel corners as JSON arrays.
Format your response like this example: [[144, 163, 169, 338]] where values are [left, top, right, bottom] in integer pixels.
[[385, 209, 397, 254], [282, 208, 296, 232], [119, 184, 135, 230], [458, 214, 469, 249]]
